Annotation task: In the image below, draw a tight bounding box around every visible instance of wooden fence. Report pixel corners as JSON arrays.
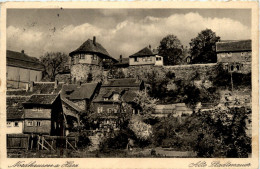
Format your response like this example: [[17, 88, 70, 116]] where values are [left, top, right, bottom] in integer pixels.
[[7, 134, 78, 151], [7, 134, 30, 150]]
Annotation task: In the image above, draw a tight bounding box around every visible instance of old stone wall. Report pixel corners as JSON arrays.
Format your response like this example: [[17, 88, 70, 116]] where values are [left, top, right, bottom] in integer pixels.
[[70, 64, 104, 83], [116, 63, 218, 82], [71, 62, 251, 83]]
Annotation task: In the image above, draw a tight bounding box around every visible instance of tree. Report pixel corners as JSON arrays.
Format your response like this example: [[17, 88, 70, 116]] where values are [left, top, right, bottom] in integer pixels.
[[40, 52, 69, 81], [133, 91, 158, 116], [190, 29, 220, 64], [158, 35, 184, 65]]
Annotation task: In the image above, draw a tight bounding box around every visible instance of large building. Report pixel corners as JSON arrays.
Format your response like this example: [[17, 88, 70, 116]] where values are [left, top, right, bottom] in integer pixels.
[[216, 40, 251, 73], [7, 50, 43, 89], [69, 37, 118, 83], [129, 46, 163, 66]]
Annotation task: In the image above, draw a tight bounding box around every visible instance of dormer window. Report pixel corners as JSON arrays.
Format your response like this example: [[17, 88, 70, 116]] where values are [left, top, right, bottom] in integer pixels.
[[104, 98, 109, 101], [113, 93, 120, 101]]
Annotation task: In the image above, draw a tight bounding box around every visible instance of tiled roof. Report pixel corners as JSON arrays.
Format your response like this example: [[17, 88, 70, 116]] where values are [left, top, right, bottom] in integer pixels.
[[216, 40, 251, 52], [61, 82, 99, 100], [25, 94, 58, 105], [6, 96, 30, 120], [93, 88, 138, 103], [6, 82, 63, 96], [103, 78, 143, 88], [129, 47, 156, 58], [61, 97, 85, 113], [7, 50, 43, 71], [69, 39, 117, 62], [121, 90, 137, 102]]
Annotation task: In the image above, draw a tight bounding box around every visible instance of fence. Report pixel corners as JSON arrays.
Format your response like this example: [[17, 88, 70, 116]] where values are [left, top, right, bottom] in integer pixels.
[[7, 134, 78, 151], [7, 134, 30, 150]]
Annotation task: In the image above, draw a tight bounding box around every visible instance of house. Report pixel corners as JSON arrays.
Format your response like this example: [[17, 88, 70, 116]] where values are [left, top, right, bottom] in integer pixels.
[[153, 49, 164, 66], [69, 36, 117, 68], [92, 78, 145, 130], [129, 45, 163, 66], [60, 82, 100, 133], [6, 96, 30, 134], [61, 82, 100, 111], [216, 40, 251, 72], [23, 94, 64, 136], [7, 50, 43, 89], [153, 103, 193, 118], [6, 80, 69, 136]]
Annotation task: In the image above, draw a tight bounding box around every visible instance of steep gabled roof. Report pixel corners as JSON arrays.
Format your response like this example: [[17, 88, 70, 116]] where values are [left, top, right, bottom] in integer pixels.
[[103, 78, 143, 88], [69, 38, 117, 62], [129, 47, 156, 58], [6, 96, 30, 120], [24, 94, 59, 105], [61, 97, 85, 113], [216, 40, 251, 52], [61, 82, 99, 100], [7, 50, 43, 71], [6, 82, 64, 96]]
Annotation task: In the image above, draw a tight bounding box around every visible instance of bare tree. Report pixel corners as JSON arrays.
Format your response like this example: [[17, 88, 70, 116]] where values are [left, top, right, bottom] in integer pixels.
[[40, 52, 69, 81]]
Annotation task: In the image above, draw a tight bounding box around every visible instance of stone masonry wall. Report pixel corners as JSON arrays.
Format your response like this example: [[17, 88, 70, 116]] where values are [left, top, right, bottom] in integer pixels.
[[119, 63, 218, 82], [71, 62, 251, 83], [71, 64, 104, 83]]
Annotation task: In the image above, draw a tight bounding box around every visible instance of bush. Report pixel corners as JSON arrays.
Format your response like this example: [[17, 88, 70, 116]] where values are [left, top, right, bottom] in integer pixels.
[[77, 131, 91, 148]]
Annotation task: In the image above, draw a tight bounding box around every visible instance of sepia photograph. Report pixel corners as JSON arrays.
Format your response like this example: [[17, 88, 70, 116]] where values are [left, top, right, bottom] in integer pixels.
[[0, 1, 259, 168]]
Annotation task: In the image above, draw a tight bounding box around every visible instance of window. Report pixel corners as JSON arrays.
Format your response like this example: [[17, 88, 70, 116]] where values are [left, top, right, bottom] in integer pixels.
[[36, 121, 41, 127], [134, 57, 138, 62], [33, 107, 42, 111], [80, 54, 85, 59], [27, 121, 33, 127], [104, 98, 109, 101], [108, 108, 112, 113], [156, 57, 161, 61], [7, 122, 12, 127], [230, 65, 234, 71], [93, 54, 97, 60], [14, 121, 19, 127], [98, 107, 103, 113]]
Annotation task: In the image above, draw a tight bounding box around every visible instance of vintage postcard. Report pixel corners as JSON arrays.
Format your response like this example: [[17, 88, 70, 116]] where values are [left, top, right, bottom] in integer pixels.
[[0, 1, 259, 169]]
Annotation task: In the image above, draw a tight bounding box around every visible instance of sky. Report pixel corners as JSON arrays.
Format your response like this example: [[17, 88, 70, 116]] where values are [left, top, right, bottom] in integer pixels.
[[7, 9, 251, 59]]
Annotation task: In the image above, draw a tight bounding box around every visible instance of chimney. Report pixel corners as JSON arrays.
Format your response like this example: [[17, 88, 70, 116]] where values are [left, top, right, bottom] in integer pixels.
[[93, 36, 96, 45], [21, 50, 24, 54], [120, 55, 122, 63], [148, 45, 151, 49], [29, 81, 34, 92], [54, 79, 59, 89]]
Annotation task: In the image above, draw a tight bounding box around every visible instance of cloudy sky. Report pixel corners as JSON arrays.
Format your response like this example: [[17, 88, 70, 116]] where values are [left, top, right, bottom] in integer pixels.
[[7, 9, 251, 59]]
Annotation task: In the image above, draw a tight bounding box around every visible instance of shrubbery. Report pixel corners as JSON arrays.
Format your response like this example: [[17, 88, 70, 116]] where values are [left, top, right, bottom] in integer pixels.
[[151, 107, 251, 157]]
